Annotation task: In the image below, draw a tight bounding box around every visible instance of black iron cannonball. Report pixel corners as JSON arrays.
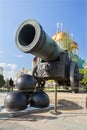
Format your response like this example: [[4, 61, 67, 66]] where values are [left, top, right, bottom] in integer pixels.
[[22, 91, 33, 105], [16, 74, 36, 91], [4, 91, 28, 111], [29, 91, 49, 108]]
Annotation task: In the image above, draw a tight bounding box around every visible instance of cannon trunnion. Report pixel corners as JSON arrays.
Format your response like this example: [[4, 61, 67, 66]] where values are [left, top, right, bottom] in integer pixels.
[[15, 19, 82, 93]]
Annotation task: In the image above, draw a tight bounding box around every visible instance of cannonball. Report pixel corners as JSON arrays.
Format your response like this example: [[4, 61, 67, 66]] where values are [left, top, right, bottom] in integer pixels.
[[16, 74, 36, 91], [4, 91, 28, 111], [29, 91, 49, 108], [22, 91, 33, 105]]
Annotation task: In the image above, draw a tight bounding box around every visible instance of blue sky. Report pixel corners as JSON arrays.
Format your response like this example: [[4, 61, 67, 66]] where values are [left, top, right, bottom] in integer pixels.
[[0, 0, 87, 79]]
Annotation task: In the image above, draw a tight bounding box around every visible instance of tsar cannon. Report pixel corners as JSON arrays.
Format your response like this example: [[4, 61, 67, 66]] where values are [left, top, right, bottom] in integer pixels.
[[15, 19, 83, 93]]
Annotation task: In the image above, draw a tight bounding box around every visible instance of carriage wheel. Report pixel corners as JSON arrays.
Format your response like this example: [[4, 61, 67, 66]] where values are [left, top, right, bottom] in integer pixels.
[[70, 62, 79, 93]]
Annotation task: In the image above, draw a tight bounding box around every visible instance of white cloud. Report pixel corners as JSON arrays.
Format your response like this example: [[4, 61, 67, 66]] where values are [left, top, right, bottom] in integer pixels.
[[16, 54, 24, 58], [0, 63, 7, 68], [8, 64, 18, 70], [0, 63, 18, 70], [0, 62, 18, 80], [83, 61, 87, 68]]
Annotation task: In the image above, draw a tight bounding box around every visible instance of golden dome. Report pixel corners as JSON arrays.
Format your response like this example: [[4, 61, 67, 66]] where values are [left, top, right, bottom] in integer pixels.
[[21, 67, 25, 73], [70, 41, 78, 49], [52, 32, 68, 43]]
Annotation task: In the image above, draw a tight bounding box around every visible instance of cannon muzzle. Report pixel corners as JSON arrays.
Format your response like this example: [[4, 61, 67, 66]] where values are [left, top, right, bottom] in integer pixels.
[[15, 19, 63, 61]]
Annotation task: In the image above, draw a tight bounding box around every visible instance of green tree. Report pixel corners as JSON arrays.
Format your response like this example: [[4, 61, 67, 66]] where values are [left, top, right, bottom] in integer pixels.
[[79, 68, 87, 85], [0, 74, 5, 87], [5, 78, 9, 84]]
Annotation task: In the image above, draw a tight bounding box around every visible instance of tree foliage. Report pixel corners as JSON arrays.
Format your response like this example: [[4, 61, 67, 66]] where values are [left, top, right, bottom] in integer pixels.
[[0, 74, 5, 87], [79, 68, 87, 85]]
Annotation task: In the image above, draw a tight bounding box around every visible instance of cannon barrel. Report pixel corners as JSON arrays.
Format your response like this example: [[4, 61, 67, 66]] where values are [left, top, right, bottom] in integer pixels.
[[15, 19, 64, 61]]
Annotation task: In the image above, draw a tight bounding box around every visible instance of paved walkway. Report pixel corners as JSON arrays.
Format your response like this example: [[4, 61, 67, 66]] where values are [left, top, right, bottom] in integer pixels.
[[0, 92, 87, 130], [0, 110, 87, 130]]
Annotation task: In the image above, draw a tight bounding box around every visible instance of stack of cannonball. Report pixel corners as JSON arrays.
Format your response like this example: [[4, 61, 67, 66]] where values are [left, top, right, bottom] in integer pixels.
[[4, 74, 49, 111]]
